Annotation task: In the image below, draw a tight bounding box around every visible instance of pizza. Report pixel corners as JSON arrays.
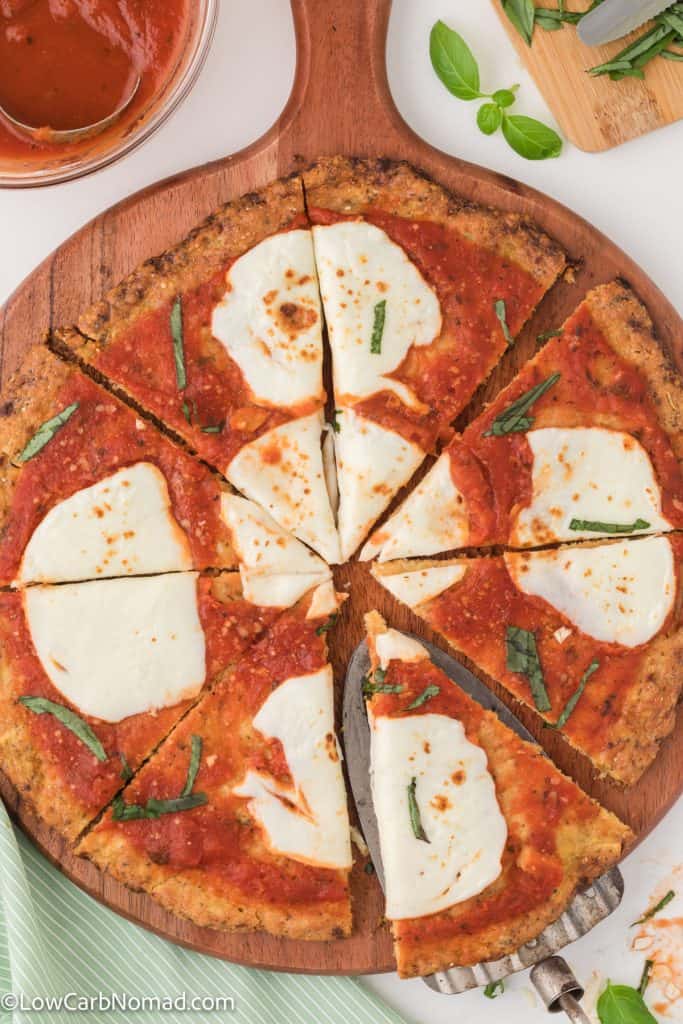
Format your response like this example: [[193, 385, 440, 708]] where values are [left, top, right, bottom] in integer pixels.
[[363, 282, 683, 560], [363, 612, 631, 978], [304, 157, 566, 559], [77, 584, 352, 941], [373, 533, 683, 785]]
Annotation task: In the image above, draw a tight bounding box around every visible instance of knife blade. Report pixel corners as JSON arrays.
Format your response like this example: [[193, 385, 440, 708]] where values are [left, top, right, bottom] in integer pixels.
[[578, 0, 673, 47]]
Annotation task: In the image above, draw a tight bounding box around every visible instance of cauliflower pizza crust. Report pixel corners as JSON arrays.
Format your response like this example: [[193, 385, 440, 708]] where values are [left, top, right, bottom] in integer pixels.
[[364, 612, 631, 978]]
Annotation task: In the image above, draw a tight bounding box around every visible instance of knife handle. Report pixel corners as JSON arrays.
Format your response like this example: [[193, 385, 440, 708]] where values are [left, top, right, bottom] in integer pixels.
[[531, 957, 592, 1022]]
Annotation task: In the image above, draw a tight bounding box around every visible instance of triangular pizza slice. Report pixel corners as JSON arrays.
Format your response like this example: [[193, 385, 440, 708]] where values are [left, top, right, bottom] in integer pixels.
[[372, 533, 683, 785], [61, 177, 340, 563], [363, 613, 630, 978], [304, 157, 566, 560], [363, 281, 683, 561], [77, 584, 352, 941]]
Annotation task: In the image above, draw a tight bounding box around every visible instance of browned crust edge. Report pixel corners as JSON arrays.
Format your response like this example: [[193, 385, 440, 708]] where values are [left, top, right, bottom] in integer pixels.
[[303, 156, 567, 289]]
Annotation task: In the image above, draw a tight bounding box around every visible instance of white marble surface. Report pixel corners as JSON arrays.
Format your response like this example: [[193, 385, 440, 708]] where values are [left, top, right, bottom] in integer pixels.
[[0, 2, 680, 1022]]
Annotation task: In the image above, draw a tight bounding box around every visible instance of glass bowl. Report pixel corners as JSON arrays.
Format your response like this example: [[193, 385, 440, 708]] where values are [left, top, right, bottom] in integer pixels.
[[0, 0, 218, 189]]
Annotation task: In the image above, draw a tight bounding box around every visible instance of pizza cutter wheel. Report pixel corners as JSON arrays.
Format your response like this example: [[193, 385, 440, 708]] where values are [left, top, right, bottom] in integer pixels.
[[343, 633, 625, 1021]]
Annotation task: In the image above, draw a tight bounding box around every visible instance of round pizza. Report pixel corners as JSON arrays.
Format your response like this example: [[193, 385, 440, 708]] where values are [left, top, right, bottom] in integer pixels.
[[0, 158, 680, 978]]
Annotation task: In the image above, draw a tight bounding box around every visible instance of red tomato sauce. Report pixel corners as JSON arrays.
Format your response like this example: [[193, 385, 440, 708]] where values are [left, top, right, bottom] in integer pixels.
[[0, 370, 232, 584], [0, 0, 190, 163], [309, 206, 545, 451]]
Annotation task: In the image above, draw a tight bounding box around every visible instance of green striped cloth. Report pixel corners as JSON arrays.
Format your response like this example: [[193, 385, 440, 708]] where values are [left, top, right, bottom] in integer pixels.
[[0, 801, 405, 1024]]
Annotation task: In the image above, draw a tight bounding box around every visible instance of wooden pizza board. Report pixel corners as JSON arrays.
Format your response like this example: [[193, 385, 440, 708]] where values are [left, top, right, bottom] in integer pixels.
[[492, 0, 683, 152], [0, 0, 681, 976]]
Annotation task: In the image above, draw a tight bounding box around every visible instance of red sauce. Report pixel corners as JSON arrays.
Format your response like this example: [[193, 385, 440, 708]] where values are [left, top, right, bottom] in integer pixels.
[[0, 370, 233, 584], [100, 613, 346, 906], [370, 658, 597, 943], [309, 206, 545, 451], [0, 0, 190, 166]]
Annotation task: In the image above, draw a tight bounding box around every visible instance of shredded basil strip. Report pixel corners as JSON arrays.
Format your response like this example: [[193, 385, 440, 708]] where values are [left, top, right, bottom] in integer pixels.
[[483, 372, 560, 437], [362, 665, 403, 698], [181, 735, 203, 797], [570, 517, 650, 535], [633, 889, 675, 926], [407, 777, 430, 843], [484, 980, 505, 999], [505, 626, 551, 712], [370, 299, 387, 354], [119, 753, 133, 782], [19, 696, 107, 762], [315, 613, 338, 636], [331, 409, 343, 434], [170, 297, 187, 391], [494, 299, 514, 346], [537, 329, 562, 342], [403, 685, 440, 712], [638, 960, 654, 997], [17, 403, 79, 464], [201, 423, 224, 434], [112, 793, 207, 821], [551, 659, 599, 729]]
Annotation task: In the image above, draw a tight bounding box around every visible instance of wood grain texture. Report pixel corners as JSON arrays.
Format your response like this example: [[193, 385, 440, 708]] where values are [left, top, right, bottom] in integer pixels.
[[492, 0, 683, 152], [0, 0, 681, 976]]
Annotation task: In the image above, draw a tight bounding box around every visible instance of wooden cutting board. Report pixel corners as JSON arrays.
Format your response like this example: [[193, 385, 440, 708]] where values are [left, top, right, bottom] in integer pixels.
[[0, 0, 681, 977], [492, 0, 683, 152]]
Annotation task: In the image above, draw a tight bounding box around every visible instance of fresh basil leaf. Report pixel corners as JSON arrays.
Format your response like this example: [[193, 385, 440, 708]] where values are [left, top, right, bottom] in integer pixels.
[[661, 49, 683, 60], [478, 102, 503, 135], [331, 409, 342, 434], [362, 666, 403, 698], [569, 517, 650, 535], [484, 980, 505, 998], [403, 685, 440, 712], [492, 87, 518, 108], [119, 753, 133, 782], [407, 777, 430, 843], [17, 403, 79, 464], [494, 299, 514, 346], [534, 12, 565, 30], [113, 792, 208, 821], [596, 981, 657, 1024], [638, 960, 653, 997], [370, 299, 387, 354], [430, 20, 482, 101], [181, 734, 203, 798], [483, 372, 561, 437], [181, 400, 193, 423], [550, 659, 599, 729], [19, 696, 107, 762], [315, 613, 338, 636], [505, 626, 551, 712], [633, 889, 675, 925], [537, 329, 562, 341], [170, 297, 187, 391], [502, 0, 535, 45], [502, 113, 562, 160]]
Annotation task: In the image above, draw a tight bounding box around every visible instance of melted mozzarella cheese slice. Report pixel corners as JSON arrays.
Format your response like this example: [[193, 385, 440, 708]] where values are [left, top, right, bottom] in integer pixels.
[[226, 411, 341, 564], [305, 579, 342, 620], [505, 536, 675, 647], [335, 409, 424, 561], [374, 563, 468, 609], [233, 666, 352, 869], [370, 712, 507, 920], [361, 452, 468, 561], [24, 574, 206, 722], [512, 427, 671, 546], [375, 628, 430, 671], [19, 463, 192, 585], [220, 493, 328, 576], [312, 221, 442, 410], [211, 230, 323, 409], [240, 572, 330, 609]]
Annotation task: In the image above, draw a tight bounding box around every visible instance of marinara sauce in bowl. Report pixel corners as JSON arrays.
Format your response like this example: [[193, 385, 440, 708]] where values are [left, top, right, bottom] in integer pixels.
[[0, 0, 217, 187]]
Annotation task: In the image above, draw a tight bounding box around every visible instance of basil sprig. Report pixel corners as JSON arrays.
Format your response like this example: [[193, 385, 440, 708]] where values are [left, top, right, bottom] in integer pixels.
[[550, 659, 599, 730], [430, 21, 562, 160], [483, 372, 560, 437], [633, 889, 675, 925], [596, 981, 657, 1024], [362, 667, 403, 698], [17, 403, 79, 464], [370, 300, 387, 354], [170, 297, 187, 391], [493, 300, 514, 346], [20, 696, 107, 762], [506, 626, 551, 712], [113, 734, 207, 821], [407, 777, 430, 843], [403, 685, 440, 712], [570, 517, 650, 535]]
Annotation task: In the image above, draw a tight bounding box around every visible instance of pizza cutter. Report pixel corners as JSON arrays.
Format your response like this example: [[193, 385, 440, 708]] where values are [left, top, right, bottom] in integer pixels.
[[343, 633, 624, 1023]]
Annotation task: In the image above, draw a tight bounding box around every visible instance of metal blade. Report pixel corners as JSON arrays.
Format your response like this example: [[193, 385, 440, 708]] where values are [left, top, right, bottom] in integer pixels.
[[578, 0, 672, 47], [342, 632, 624, 992]]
